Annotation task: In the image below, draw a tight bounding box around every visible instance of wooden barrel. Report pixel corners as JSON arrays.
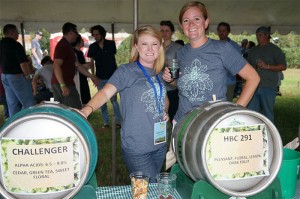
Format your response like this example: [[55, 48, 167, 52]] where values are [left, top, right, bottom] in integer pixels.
[[172, 101, 282, 197], [0, 103, 98, 199]]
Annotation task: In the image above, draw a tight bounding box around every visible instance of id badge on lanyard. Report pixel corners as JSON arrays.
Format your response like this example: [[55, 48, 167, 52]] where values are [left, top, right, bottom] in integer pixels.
[[137, 61, 166, 145], [154, 121, 167, 145]]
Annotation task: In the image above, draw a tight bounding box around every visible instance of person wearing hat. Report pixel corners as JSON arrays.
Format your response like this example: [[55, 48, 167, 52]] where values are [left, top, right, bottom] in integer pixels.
[[247, 26, 286, 123], [31, 31, 44, 70]]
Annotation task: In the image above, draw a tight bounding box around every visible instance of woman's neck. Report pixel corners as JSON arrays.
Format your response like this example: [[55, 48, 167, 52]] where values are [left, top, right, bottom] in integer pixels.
[[190, 37, 209, 48], [138, 59, 153, 68]]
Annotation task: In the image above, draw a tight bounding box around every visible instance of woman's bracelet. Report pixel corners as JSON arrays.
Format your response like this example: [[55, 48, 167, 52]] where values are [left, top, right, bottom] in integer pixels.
[[85, 104, 94, 112]]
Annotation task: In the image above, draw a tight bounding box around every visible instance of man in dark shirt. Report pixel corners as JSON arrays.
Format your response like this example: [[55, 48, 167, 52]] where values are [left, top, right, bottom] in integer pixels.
[[88, 25, 122, 128], [0, 24, 35, 117], [51, 22, 97, 109]]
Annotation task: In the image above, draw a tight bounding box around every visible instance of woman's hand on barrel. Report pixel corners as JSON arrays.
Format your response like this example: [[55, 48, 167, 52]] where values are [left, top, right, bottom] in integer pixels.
[[72, 108, 88, 118]]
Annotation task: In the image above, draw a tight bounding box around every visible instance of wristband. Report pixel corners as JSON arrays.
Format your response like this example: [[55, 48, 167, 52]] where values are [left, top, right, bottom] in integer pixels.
[[85, 104, 94, 112], [60, 83, 66, 88]]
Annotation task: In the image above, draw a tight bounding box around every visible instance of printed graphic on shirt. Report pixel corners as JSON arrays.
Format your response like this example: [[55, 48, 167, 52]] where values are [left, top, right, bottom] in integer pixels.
[[141, 77, 165, 119], [178, 59, 213, 102]]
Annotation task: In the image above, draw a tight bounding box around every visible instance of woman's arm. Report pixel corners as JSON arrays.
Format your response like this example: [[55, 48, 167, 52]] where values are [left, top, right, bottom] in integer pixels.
[[81, 83, 117, 117], [236, 63, 260, 107]]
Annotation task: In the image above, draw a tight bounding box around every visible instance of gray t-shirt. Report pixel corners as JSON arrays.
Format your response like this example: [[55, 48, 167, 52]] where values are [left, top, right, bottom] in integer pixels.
[[174, 38, 247, 121], [165, 41, 183, 61], [108, 62, 167, 153], [35, 64, 53, 90], [247, 42, 286, 88], [31, 38, 43, 61]]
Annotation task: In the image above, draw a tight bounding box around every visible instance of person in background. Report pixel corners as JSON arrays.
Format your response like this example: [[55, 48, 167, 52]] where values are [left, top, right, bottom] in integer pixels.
[[163, 1, 260, 124], [247, 26, 286, 123], [31, 31, 44, 70], [26, 55, 36, 75], [235, 41, 257, 98], [32, 56, 54, 103], [217, 21, 242, 102], [0, 66, 9, 121], [247, 41, 256, 49], [81, 25, 169, 182], [175, 39, 185, 46], [51, 22, 98, 109], [72, 34, 92, 105], [160, 20, 183, 123], [0, 24, 36, 117], [88, 25, 122, 128], [241, 39, 248, 59]]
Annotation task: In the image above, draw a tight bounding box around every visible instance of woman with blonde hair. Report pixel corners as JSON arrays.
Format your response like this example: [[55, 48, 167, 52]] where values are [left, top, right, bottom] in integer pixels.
[[81, 25, 169, 182]]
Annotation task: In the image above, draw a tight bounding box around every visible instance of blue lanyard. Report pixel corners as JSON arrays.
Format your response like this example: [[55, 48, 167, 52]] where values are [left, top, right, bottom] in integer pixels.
[[137, 60, 163, 116]]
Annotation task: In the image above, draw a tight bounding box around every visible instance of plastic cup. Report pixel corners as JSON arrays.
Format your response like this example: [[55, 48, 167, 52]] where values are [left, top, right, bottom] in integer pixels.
[[156, 172, 177, 199], [277, 148, 300, 199], [130, 171, 150, 199], [167, 59, 180, 79]]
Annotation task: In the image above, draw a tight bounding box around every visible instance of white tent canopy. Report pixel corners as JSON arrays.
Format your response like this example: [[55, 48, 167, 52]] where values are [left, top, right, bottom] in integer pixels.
[[0, 0, 299, 34]]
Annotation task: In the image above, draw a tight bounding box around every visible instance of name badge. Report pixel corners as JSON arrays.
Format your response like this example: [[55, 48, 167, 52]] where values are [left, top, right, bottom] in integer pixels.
[[154, 121, 167, 145]]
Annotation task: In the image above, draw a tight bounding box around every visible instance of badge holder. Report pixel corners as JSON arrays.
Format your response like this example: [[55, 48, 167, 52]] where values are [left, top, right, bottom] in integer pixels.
[[170, 164, 282, 199]]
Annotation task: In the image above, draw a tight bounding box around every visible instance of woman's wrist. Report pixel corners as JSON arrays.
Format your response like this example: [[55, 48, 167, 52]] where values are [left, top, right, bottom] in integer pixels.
[[167, 79, 175, 84], [85, 104, 94, 112]]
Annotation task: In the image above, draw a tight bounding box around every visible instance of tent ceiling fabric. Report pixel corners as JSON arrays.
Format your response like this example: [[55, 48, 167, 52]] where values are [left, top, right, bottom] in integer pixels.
[[0, 0, 299, 34]]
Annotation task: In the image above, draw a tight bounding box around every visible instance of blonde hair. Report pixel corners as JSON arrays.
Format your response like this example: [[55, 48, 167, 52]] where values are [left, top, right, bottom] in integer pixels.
[[130, 25, 165, 75], [179, 1, 209, 24]]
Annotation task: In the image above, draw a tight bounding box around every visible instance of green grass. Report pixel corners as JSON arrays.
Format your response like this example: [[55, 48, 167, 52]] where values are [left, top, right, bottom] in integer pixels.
[[274, 69, 300, 144], [0, 69, 299, 186]]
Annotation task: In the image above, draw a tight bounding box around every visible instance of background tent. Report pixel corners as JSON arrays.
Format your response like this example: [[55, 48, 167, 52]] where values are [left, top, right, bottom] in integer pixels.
[[0, 0, 299, 34]]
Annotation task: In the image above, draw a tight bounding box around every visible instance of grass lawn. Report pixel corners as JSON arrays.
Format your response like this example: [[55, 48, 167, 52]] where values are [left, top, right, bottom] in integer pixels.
[[0, 69, 299, 186]]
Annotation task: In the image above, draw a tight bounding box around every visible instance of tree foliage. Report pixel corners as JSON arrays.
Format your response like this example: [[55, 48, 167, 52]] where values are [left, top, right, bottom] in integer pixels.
[[115, 31, 300, 68]]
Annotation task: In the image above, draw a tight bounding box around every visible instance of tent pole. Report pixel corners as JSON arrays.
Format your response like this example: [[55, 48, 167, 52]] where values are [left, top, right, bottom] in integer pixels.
[[133, 0, 138, 31], [20, 22, 26, 50], [111, 23, 115, 41]]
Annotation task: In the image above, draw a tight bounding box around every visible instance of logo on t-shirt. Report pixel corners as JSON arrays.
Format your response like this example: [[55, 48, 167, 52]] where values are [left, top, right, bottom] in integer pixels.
[[178, 59, 213, 102], [141, 77, 165, 119]]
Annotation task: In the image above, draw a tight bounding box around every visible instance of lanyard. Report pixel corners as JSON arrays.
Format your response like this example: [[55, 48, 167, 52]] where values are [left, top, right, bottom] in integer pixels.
[[137, 60, 163, 116]]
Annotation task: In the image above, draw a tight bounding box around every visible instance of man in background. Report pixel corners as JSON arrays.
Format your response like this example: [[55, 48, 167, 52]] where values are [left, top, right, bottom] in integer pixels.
[[51, 22, 97, 109], [0, 24, 35, 117], [217, 22, 242, 102], [247, 26, 286, 123], [88, 25, 122, 128], [31, 31, 44, 70]]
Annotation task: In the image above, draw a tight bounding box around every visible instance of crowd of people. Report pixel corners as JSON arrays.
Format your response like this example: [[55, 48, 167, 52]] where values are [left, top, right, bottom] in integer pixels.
[[0, 0, 287, 183]]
